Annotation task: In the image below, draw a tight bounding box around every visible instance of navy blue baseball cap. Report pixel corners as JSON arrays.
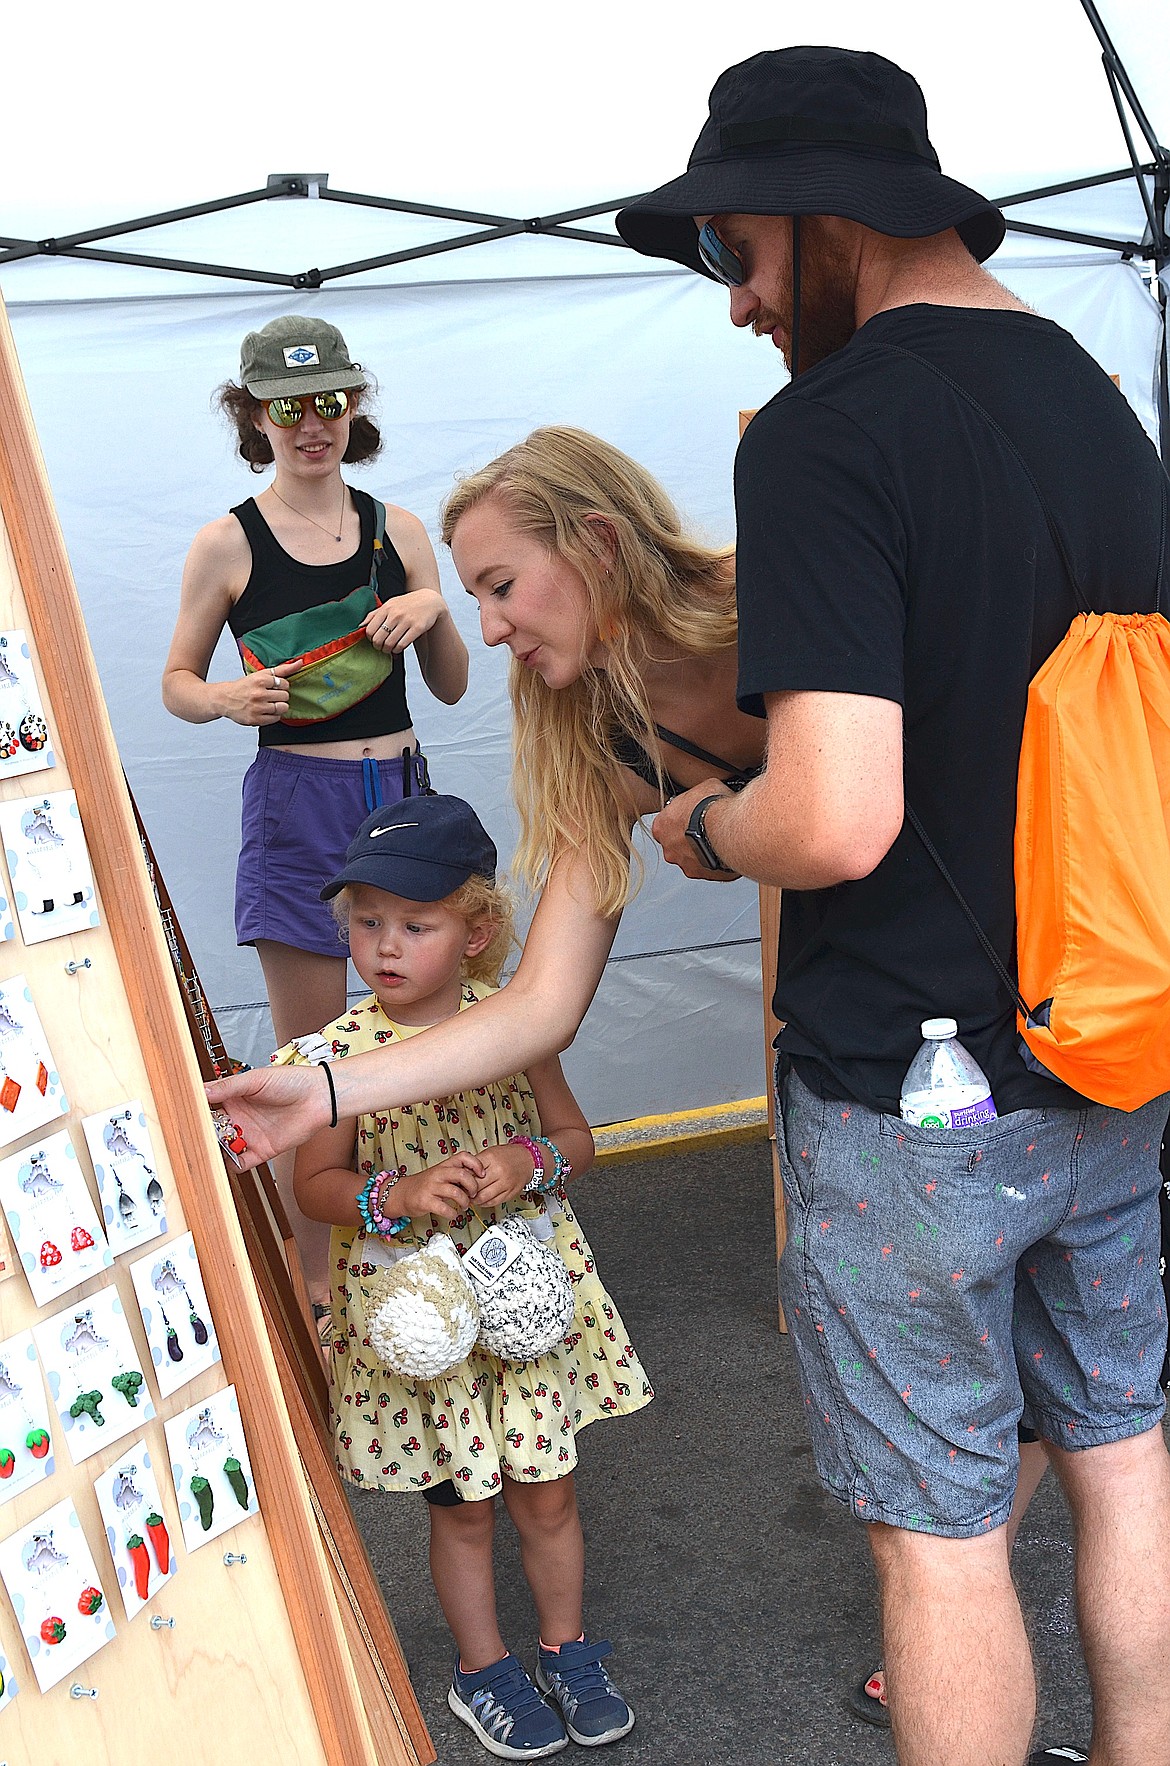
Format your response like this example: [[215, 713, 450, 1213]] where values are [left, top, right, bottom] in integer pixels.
[[320, 797, 497, 903]]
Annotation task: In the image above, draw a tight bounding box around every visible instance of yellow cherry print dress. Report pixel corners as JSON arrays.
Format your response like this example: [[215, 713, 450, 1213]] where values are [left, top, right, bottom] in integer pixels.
[[274, 981, 653, 1497]]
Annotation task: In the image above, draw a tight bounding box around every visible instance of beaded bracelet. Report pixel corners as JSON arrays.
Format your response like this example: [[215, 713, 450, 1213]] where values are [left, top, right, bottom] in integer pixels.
[[514, 1136, 546, 1190], [356, 1169, 409, 1240], [535, 1135, 572, 1187], [518, 1134, 571, 1195]]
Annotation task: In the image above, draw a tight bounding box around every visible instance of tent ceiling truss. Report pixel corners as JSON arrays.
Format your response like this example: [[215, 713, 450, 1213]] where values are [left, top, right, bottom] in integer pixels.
[[0, 160, 1164, 290], [1, 0, 1164, 285], [0, 1, 1164, 445]]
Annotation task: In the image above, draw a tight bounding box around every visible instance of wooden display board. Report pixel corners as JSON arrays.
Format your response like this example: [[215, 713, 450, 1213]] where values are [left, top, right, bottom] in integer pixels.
[[0, 295, 435, 1766]]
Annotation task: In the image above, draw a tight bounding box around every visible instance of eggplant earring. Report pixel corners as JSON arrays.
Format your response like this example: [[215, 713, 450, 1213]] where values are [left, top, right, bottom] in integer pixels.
[[181, 1280, 208, 1346], [159, 1305, 183, 1363]]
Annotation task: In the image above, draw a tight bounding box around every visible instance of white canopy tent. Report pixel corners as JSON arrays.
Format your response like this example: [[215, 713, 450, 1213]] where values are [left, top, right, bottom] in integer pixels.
[[0, 4, 1165, 1123]]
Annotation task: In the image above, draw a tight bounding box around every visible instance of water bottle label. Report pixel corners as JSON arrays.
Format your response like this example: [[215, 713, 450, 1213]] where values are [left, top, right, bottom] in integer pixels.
[[901, 1091, 997, 1129], [950, 1095, 997, 1128]]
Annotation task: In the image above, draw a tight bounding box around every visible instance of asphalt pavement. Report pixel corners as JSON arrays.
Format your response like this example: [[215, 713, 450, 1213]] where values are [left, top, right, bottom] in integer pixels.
[[352, 1139, 1097, 1766]]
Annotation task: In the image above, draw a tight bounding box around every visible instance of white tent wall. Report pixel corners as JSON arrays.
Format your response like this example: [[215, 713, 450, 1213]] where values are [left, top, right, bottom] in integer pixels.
[[3, 238, 1161, 1123]]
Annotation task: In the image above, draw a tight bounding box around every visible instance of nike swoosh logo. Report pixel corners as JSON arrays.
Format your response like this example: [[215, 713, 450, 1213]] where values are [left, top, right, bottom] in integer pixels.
[[369, 823, 419, 837]]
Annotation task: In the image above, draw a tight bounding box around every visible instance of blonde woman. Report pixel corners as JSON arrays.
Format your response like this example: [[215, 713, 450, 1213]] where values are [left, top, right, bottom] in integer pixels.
[[207, 426, 763, 1157]]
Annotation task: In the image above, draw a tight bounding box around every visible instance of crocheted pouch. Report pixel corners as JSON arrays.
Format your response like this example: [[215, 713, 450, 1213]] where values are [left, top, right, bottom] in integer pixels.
[[365, 1233, 480, 1379], [462, 1215, 575, 1363]]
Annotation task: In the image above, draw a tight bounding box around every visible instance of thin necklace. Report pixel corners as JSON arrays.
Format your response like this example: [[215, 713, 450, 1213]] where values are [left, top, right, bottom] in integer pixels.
[[270, 483, 348, 543]]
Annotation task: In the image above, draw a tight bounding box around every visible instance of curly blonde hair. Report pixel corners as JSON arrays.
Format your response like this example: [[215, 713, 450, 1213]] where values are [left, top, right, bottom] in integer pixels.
[[441, 427, 736, 916], [331, 874, 516, 986]]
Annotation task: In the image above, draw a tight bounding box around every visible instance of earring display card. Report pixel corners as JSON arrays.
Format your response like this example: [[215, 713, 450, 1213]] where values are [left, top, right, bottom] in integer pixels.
[[0, 1497, 115, 1693], [0, 884, 12, 946], [0, 976, 66, 1154], [0, 1330, 55, 1504], [129, 1232, 219, 1399], [0, 630, 54, 782], [165, 1386, 258, 1553], [93, 1441, 176, 1621], [0, 1646, 16, 1712], [0, 790, 99, 947], [0, 1130, 112, 1307], [81, 1101, 167, 1255], [32, 1286, 154, 1466]]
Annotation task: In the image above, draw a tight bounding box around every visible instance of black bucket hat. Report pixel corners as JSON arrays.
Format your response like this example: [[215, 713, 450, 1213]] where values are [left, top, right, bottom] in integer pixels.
[[616, 47, 1005, 271]]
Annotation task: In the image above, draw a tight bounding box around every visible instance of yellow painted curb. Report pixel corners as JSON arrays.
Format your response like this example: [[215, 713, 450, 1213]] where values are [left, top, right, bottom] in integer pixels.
[[592, 1096, 769, 1165]]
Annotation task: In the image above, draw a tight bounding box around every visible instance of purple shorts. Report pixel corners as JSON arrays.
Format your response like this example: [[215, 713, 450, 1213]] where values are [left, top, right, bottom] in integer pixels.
[[235, 745, 432, 959]]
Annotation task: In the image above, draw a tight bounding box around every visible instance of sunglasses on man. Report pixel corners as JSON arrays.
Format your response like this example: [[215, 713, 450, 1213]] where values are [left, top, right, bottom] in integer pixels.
[[265, 389, 351, 427], [697, 222, 745, 287]]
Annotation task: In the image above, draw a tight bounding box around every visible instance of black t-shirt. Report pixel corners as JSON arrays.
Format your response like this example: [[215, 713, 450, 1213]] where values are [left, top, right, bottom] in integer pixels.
[[735, 304, 1169, 1115]]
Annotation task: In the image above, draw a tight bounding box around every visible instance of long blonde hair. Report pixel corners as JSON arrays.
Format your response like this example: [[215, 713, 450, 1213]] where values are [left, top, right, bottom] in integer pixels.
[[441, 427, 736, 915]]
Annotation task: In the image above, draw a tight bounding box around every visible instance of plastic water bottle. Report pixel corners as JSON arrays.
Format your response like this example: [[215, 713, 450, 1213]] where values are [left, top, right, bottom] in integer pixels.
[[899, 1018, 997, 1128]]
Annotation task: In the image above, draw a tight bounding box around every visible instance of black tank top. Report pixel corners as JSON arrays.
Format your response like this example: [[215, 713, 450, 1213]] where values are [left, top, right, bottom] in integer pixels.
[[228, 487, 412, 747]]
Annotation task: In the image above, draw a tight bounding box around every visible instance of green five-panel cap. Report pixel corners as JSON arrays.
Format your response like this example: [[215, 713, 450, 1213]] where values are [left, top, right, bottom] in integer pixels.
[[239, 315, 370, 401]]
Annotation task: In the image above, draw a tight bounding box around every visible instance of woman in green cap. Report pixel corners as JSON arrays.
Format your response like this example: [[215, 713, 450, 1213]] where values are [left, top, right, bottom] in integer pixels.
[[163, 313, 468, 1314]]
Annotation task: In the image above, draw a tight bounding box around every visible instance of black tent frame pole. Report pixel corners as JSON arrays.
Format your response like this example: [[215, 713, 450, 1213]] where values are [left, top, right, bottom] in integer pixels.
[[1077, 0, 1168, 168]]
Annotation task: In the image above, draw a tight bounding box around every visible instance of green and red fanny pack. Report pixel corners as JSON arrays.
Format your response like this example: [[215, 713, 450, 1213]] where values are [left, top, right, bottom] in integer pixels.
[[237, 499, 397, 725]]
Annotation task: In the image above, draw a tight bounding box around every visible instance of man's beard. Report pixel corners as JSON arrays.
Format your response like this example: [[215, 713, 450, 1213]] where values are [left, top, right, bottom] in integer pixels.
[[758, 218, 858, 376]]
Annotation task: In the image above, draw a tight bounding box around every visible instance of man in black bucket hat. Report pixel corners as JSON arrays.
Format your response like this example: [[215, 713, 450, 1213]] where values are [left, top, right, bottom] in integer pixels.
[[626, 46, 1170, 1766]]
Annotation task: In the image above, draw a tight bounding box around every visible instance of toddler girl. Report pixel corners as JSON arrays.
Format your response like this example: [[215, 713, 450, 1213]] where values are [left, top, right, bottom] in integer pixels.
[[279, 795, 652, 1759]]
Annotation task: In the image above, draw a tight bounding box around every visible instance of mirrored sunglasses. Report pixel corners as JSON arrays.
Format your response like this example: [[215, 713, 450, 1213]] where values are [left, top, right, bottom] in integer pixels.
[[697, 222, 744, 288], [265, 389, 350, 427]]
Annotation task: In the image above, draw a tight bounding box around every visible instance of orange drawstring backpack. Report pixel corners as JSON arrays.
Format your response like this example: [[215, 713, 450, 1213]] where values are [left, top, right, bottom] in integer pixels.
[[890, 346, 1170, 1111]]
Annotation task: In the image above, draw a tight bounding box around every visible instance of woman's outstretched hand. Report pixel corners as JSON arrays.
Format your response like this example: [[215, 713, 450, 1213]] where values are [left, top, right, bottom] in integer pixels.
[[205, 1064, 330, 1169]]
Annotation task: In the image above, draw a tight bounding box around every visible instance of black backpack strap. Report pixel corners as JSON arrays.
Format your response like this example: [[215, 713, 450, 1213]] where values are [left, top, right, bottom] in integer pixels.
[[902, 802, 1041, 1024], [878, 340, 1165, 1023], [877, 343, 1093, 615]]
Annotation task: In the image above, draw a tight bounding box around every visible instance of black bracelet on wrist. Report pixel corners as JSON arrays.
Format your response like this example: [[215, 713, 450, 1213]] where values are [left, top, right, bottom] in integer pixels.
[[317, 1061, 338, 1129]]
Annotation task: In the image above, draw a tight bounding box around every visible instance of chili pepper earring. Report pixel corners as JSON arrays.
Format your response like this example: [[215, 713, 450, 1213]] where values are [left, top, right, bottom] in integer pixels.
[[224, 1456, 249, 1510], [159, 1304, 183, 1363], [0, 1061, 19, 1113], [189, 1474, 214, 1531]]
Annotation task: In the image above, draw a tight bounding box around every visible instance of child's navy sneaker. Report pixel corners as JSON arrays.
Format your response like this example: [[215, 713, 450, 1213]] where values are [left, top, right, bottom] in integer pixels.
[[535, 1637, 635, 1747], [448, 1652, 568, 1759]]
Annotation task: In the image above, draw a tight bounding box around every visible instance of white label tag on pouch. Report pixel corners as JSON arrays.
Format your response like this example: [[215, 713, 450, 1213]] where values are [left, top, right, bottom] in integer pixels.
[[462, 1221, 526, 1287]]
